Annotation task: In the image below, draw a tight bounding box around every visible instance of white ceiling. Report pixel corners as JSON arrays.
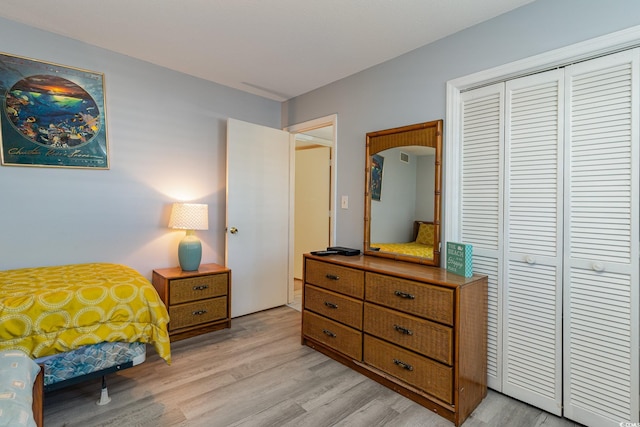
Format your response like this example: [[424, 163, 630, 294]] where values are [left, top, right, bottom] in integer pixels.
[[0, 0, 535, 101]]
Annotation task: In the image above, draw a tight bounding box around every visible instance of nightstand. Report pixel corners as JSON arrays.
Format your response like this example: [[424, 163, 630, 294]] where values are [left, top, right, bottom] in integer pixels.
[[152, 263, 231, 341]]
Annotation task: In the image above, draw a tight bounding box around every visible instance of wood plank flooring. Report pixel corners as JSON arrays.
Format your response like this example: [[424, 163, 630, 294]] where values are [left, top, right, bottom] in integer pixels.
[[43, 306, 580, 427]]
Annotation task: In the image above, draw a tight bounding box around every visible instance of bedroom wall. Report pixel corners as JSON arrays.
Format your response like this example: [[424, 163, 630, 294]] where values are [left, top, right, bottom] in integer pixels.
[[282, 0, 640, 250], [0, 17, 281, 277]]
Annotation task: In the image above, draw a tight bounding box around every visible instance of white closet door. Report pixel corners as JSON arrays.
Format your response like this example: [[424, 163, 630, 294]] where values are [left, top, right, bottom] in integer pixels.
[[502, 70, 564, 415], [459, 83, 504, 391], [563, 49, 639, 426]]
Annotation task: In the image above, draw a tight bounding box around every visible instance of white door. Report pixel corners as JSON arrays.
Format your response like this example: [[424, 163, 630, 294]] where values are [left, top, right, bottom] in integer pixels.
[[563, 49, 639, 427], [459, 83, 505, 391], [502, 70, 564, 415], [226, 118, 291, 318]]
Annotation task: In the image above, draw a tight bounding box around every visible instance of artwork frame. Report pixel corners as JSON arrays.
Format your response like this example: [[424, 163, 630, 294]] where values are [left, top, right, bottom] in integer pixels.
[[0, 52, 109, 169], [371, 153, 384, 201]]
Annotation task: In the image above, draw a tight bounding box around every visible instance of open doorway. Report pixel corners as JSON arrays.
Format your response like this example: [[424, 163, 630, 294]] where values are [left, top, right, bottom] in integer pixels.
[[285, 115, 336, 310]]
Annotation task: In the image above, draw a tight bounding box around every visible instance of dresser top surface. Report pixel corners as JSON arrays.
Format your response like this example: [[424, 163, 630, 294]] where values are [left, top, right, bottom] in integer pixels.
[[304, 254, 486, 288]]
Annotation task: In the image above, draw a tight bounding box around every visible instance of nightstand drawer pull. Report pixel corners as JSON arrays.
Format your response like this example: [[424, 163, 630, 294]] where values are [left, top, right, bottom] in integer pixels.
[[393, 325, 413, 335], [192, 309, 208, 316], [324, 301, 339, 309], [322, 329, 337, 338], [325, 274, 340, 281], [193, 285, 209, 291], [394, 290, 415, 299], [393, 359, 413, 371]]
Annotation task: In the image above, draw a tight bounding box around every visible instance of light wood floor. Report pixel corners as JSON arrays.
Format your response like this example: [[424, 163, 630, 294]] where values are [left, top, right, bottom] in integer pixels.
[[43, 306, 581, 427]]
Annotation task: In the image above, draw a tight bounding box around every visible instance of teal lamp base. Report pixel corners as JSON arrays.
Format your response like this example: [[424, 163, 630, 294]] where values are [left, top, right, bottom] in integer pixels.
[[178, 230, 202, 271]]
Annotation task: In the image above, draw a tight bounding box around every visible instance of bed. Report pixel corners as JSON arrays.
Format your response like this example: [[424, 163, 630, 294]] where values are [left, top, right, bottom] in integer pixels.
[[371, 221, 435, 258], [0, 262, 171, 421]]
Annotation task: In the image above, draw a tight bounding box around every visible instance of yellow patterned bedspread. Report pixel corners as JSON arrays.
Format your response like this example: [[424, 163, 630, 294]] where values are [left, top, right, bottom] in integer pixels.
[[0, 263, 171, 364], [371, 242, 434, 258]]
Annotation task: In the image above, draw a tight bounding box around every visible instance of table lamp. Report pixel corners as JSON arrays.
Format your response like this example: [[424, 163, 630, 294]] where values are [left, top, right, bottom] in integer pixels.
[[168, 203, 209, 271]]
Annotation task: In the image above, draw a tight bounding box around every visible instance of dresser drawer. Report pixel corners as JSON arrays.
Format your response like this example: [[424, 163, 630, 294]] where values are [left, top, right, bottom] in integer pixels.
[[364, 303, 452, 365], [364, 335, 452, 403], [169, 296, 227, 330], [365, 272, 454, 325], [305, 259, 364, 299], [304, 285, 363, 329], [303, 311, 362, 360], [169, 273, 228, 305]]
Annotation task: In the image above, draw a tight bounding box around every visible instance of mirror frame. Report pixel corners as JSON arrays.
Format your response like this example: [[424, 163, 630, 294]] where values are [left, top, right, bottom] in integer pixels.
[[364, 120, 443, 266]]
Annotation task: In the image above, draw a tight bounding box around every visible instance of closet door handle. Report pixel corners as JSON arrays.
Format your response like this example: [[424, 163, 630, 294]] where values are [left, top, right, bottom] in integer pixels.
[[525, 255, 536, 265], [592, 262, 605, 272]]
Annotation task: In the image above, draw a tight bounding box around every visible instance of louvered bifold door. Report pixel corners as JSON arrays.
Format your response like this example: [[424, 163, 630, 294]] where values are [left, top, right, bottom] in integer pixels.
[[502, 70, 564, 415], [459, 83, 504, 391], [563, 49, 639, 427]]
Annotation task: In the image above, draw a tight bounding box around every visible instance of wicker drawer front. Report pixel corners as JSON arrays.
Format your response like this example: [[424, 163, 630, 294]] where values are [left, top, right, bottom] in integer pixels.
[[169, 296, 227, 330], [303, 311, 362, 360], [305, 259, 364, 299], [365, 272, 454, 325], [363, 303, 452, 365], [305, 285, 363, 329], [364, 335, 452, 404], [169, 274, 228, 305]]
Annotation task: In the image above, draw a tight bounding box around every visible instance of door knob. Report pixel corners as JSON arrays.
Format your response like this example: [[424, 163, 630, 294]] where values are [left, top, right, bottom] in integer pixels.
[[229, 227, 238, 234]]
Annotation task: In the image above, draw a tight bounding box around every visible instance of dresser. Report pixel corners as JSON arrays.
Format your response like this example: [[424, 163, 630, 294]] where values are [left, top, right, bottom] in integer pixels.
[[302, 254, 487, 426], [152, 263, 231, 341]]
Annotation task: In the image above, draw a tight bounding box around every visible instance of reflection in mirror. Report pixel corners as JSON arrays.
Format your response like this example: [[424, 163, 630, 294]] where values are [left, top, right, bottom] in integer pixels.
[[364, 120, 442, 266]]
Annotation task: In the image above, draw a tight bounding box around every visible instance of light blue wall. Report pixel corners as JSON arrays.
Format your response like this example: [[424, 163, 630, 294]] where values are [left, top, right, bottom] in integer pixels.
[[0, 17, 281, 277], [4, 0, 640, 275], [283, 0, 640, 249]]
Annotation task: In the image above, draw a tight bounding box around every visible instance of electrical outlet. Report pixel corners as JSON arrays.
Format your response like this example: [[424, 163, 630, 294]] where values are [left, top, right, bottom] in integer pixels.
[[341, 196, 348, 209]]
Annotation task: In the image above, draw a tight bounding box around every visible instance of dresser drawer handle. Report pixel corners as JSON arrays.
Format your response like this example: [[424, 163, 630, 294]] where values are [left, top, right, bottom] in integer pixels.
[[393, 325, 413, 335], [324, 301, 339, 309], [192, 309, 208, 316], [325, 274, 340, 281], [394, 290, 415, 299], [193, 285, 209, 291], [322, 329, 337, 338], [393, 359, 413, 371]]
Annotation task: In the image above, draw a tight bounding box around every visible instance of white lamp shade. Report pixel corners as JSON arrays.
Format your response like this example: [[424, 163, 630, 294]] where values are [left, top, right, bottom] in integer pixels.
[[168, 203, 209, 230]]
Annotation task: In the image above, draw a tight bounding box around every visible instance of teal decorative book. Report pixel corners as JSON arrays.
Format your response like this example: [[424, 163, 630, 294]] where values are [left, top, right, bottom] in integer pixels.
[[446, 242, 473, 277]]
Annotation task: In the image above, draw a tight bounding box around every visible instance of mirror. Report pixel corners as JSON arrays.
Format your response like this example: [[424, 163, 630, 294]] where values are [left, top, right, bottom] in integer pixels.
[[364, 120, 442, 266]]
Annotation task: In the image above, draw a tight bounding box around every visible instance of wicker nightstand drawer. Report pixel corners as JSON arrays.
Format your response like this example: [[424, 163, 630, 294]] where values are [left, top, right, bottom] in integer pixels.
[[169, 273, 228, 304], [169, 296, 227, 331], [364, 303, 452, 365], [364, 334, 453, 404], [304, 284, 363, 329], [305, 259, 364, 298], [365, 272, 454, 325], [303, 311, 362, 360]]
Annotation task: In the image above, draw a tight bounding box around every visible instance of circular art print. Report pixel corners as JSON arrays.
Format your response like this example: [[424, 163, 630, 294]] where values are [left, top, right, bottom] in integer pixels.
[[5, 74, 101, 148]]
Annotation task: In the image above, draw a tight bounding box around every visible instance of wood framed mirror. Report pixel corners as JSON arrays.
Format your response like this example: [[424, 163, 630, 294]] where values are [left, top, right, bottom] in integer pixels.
[[364, 120, 442, 266]]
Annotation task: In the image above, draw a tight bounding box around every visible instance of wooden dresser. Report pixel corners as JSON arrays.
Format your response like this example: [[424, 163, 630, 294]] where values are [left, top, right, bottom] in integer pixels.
[[302, 253, 487, 426], [152, 263, 231, 341]]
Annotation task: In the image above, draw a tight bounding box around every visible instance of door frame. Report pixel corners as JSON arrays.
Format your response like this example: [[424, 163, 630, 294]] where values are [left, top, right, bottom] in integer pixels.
[[285, 114, 337, 303]]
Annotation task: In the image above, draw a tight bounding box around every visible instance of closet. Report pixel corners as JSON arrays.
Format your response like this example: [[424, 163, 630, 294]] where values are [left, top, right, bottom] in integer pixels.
[[456, 48, 638, 426]]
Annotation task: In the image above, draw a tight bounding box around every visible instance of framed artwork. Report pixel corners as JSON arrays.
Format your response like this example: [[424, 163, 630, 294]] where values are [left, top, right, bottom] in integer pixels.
[[0, 52, 109, 169], [371, 153, 384, 201]]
